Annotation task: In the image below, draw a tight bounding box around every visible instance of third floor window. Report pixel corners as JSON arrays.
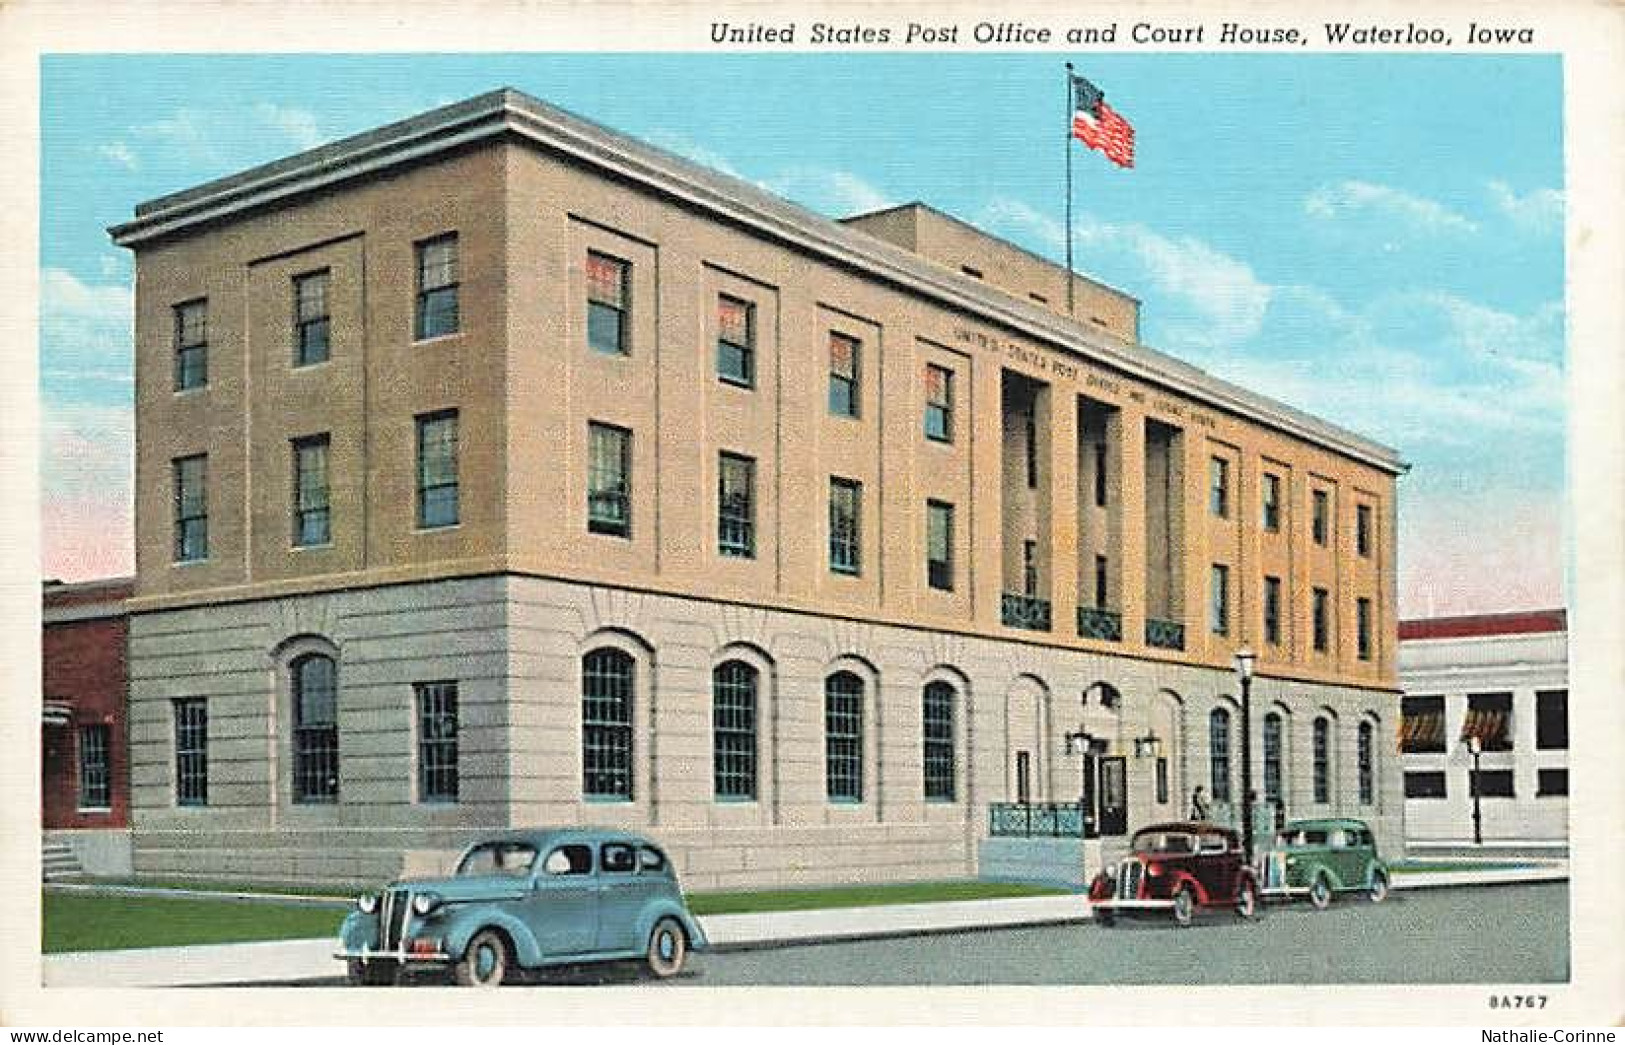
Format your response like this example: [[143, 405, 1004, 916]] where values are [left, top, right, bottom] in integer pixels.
[[1312, 587, 1330, 651], [173, 453, 208, 562], [1263, 575, 1282, 646], [1209, 563, 1229, 635], [415, 411, 459, 529], [586, 252, 630, 356], [924, 365, 954, 443], [718, 452, 756, 557], [927, 500, 954, 591], [1357, 504, 1373, 557], [1209, 457, 1229, 518], [293, 270, 330, 366], [587, 422, 632, 538], [829, 477, 861, 575], [1312, 490, 1330, 546], [174, 299, 208, 391], [716, 295, 755, 387], [1262, 472, 1281, 532], [415, 234, 459, 341], [828, 332, 860, 418], [292, 434, 331, 547]]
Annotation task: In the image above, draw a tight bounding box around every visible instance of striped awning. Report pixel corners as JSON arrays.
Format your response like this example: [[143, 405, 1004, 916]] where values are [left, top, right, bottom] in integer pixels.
[[1460, 708, 1510, 748], [42, 701, 73, 727], [1397, 710, 1444, 750]]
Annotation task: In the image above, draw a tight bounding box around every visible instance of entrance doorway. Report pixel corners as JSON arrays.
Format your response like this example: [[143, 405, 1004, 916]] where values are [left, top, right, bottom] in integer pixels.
[[1080, 748, 1129, 838]]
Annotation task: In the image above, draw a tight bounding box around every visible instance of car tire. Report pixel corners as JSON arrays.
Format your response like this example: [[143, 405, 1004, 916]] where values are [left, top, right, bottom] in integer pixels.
[[643, 917, 687, 979], [1236, 878, 1259, 920], [346, 958, 399, 986], [1308, 874, 1332, 910], [454, 929, 511, 987], [1171, 886, 1196, 927], [1095, 907, 1116, 928], [1367, 869, 1390, 904]]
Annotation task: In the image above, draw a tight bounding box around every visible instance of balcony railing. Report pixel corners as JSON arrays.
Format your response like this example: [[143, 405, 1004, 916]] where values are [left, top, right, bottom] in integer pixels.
[[1145, 616, 1186, 650], [1077, 606, 1123, 642], [989, 801, 1095, 839], [1001, 593, 1052, 632]]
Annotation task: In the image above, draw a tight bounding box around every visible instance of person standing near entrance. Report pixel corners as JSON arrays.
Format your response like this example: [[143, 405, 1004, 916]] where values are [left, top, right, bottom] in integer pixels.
[[1189, 785, 1210, 821]]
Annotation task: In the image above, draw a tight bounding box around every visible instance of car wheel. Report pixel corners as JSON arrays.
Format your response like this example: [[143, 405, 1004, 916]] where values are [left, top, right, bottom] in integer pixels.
[[346, 958, 398, 986], [1367, 869, 1390, 904], [1094, 907, 1116, 928], [1308, 875, 1332, 910], [644, 917, 687, 979], [454, 929, 511, 987], [1236, 878, 1259, 920], [1171, 886, 1196, 927]]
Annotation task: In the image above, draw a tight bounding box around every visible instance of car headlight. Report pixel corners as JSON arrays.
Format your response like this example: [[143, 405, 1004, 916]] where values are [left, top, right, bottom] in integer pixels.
[[1285, 856, 1298, 867], [357, 893, 379, 915], [411, 892, 444, 917]]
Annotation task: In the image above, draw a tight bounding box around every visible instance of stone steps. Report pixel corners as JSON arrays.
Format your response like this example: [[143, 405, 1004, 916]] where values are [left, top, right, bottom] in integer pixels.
[[42, 841, 84, 880]]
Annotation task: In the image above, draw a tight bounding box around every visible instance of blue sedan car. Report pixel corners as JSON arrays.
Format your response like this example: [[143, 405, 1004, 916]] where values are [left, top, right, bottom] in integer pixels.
[[336, 827, 707, 986]]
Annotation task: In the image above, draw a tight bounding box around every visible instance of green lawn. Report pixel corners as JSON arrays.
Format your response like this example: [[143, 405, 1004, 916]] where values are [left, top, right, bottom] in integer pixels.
[[44, 891, 346, 954], [686, 880, 1071, 916], [75, 876, 357, 899], [1390, 860, 1533, 875]]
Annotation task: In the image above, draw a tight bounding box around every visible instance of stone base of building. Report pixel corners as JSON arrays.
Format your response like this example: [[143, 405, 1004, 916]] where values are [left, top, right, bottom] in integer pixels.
[[44, 828, 133, 878]]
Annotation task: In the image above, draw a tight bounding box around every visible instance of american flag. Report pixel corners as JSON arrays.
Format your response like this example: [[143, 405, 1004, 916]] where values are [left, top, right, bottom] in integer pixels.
[[1071, 74, 1135, 169]]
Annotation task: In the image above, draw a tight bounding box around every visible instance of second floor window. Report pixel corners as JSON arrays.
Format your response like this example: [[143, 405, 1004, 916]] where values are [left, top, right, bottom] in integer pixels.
[[173, 698, 208, 807], [1263, 575, 1282, 646], [1262, 472, 1281, 532], [1312, 490, 1330, 546], [716, 295, 755, 387], [292, 435, 331, 547], [1209, 563, 1229, 635], [415, 411, 459, 529], [415, 234, 459, 340], [927, 500, 954, 591], [1400, 695, 1446, 753], [78, 724, 111, 810], [173, 454, 208, 562], [1312, 587, 1330, 651], [1356, 597, 1373, 660], [1464, 692, 1513, 752], [1357, 504, 1373, 557], [1536, 689, 1568, 750], [293, 270, 330, 366], [1209, 457, 1229, 518], [829, 477, 861, 575], [587, 422, 631, 538], [174, 299, 208, 391], [828, 332, 860, 418], [586, 252, 630, 355], [924, 365, 954, 442], [718, 452, 755, 558], [416, 681, 459, 803]]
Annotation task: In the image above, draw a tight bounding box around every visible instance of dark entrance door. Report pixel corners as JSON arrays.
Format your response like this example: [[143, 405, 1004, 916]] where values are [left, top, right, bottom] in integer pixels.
[[1098, 756, 1129, 836]]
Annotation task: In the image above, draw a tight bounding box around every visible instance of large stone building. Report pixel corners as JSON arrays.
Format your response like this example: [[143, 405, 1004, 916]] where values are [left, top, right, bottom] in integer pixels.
[[109, 89, 1405, 888]]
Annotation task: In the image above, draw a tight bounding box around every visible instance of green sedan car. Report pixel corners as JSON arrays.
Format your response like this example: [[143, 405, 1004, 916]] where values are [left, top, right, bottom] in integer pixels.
[[1257, 817, 1391, 909]]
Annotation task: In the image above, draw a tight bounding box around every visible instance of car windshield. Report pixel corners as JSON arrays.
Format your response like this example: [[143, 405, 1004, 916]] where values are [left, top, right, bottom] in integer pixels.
[[456, 842, 539, 877], [1276, 829, 1330, 848], [1133, 830, 1198, 854]]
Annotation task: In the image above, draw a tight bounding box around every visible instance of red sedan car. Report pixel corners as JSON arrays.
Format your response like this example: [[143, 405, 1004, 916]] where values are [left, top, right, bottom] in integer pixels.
[[1088, 821, 1261, 927]]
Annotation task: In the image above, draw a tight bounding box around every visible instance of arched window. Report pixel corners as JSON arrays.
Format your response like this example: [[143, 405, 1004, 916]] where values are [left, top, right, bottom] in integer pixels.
[[1209, 707, 1232, 804], [825, 671, 865, 802], [923, 680, 957, 802], [1262, 712, 1284, 806], [1357, 720, 1375, 805], [583, 648, 635, 800], [1313, 716, 1332, 804], [712, 661, 758, 801], [291, 653, 338, 803]]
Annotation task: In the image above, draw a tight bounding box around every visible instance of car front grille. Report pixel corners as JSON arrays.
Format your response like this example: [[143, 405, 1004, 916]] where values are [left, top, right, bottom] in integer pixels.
[[379, 888, 411, 950], [1262, 853, 1287, 890], [1115, 859, 1143, 900]]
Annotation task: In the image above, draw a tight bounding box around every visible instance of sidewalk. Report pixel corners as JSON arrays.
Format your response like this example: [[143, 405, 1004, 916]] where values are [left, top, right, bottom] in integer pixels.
[[41, 862, 1566, 988]]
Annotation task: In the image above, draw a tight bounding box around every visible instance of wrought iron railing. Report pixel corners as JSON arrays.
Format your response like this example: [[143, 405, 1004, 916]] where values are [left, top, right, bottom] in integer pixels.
[[1001, 593, 1052, 632], [1077, 606, 1123, 642], [989, 801, 1093, 838], [1145, 616, 1186, 650]]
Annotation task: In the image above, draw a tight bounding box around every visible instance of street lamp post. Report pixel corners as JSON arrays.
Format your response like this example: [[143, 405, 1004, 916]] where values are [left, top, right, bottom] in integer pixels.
[[1463, 734, 1484, 845], [1234, 647, 1257, 866], [1064, 729, 1094, 838]]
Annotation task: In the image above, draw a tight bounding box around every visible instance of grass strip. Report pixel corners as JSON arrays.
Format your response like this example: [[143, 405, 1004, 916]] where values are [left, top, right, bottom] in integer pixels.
[[686, 879, 1072, 916], [44, 892, 343, 954]]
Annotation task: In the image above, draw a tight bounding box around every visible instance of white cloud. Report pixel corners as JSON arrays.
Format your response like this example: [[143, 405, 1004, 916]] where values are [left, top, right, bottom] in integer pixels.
[[133, 102, 330, 167], [134, 108, 218, 165], [762, 167, 892, 217], [1487, 180, 1563, 234], [645, 131, 744, 178], [97, 141, 139, 170], [1305, 180, 1478, 235], [253, 102, 324, 151]]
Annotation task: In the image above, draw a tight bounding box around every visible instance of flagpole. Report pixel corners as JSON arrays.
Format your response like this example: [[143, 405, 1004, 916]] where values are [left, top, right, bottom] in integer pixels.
[[1064, 62, 1076, 317]]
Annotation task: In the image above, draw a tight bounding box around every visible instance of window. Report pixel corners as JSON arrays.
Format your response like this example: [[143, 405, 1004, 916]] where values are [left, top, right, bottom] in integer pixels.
[[926, 500, 954, 591], [1094, 555, 1109, 609], [1209, 564, 1229, 635], [1312, 490, 1330, 546], [1357, 720, 1375, 805], [78, 724, 111, 810], [1536, 689, 1568, 750], [829, 477, 861, 575], [1093, 441, 1108, 507], [292, 435, 331, 547], [582, 648, 634, 800], [1313, 716, 1331, 804], [293, 270, 330, 366], [173, 698, 208, 807], [586, 252, 630, 355], [828, 332, 860, 418], [923, 681, 956, 802], [924, 364, 954, 442], [173, 454, 208, 562], [1208, 708, 1232, 803], [291, 653, 339, 803], [1262, 473, 1281, 532], [1404, 771, 1447, 799], [1312, 587, 1330, 652], [717, 452, 756, 558], [1537, 768, 1568, 797], [416, 681, 459, 803], [1474, 769, 1515, 798], [1155, 757, 1169, 804], [1356, 597, 1373, 661], [1463, 692, 1513, 751], [1260, 575, 1282, 646], [1209, 457, 1229, 518], [1400, 695, 1446, 753], [600, 843, 638, 874], [1262, 712, 1283, 805], [716, 295, 755, 387], [462, 842, 537, 876], [539, 845, 590, 876], [415, 411, 459, 529], [587, 423, 632, 537], [825, 672, 865, 802], [1025, 412, 1039, 488], [414, 234, 459, 340], [1015, 750, 1031, 804], [173, 299, 208, 390], [1023, 540, 1040, 598], [639, 846, 668, 872], [1356, 504, 1373, 557], [712, 661, 758, 801]]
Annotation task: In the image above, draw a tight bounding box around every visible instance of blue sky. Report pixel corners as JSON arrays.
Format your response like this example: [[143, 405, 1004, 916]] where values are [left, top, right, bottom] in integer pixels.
[[39, 53, 1566, 613]]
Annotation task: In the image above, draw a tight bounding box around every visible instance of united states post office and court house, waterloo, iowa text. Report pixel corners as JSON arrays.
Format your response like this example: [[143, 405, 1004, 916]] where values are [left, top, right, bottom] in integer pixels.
[[110, 89, 1404, 888]]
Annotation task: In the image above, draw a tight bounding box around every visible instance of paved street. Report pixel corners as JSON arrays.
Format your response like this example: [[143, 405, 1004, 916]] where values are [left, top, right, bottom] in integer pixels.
[[256, 882, 1565, 987]]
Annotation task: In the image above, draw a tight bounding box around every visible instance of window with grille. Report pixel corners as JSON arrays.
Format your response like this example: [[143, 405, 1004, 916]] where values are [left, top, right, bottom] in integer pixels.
[[292, 653, 339, 803], [174, 299, 208, 390], [1357, 720, 1375, 805], [716, 295, 755, 386], [292, 434, 331, 547], [1356, 597, 1373, 660], [582, 649, 634, 800], [923, 681, 956, 802], [78, 724, 111, 810], [828, 477, 861, 575], [1263, 576, 1282, 646], [1209, 457, 1229, 518], [718, 452, 755, 557], [1356, 504, 1373, 557], [587, 423, 631, 537], [927, 500, 954, 591], [415, 235, 459, 340], [1262, 712, 1283, 805], [1209, 563, 1229, 635], [924, 364, 954, 442], [1312, 587, 1330, 651], [825, 672, 864, 802], [586, 252, 630, 355], [1536, 689, 1568, 750], [1209, 708, 1232, 803], [1312, 490, 1330, 545], [828, 332, 860, 418], [1262, 472, 1281, 531], [416, 411, 459, 528], [173, 698, 208, 807], [173, 454, 208, 562], [1313, 716, 1331, 804], [712, 661, 758, 801], [293, 270, 330, 366], [415, 681, 459, 802]]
